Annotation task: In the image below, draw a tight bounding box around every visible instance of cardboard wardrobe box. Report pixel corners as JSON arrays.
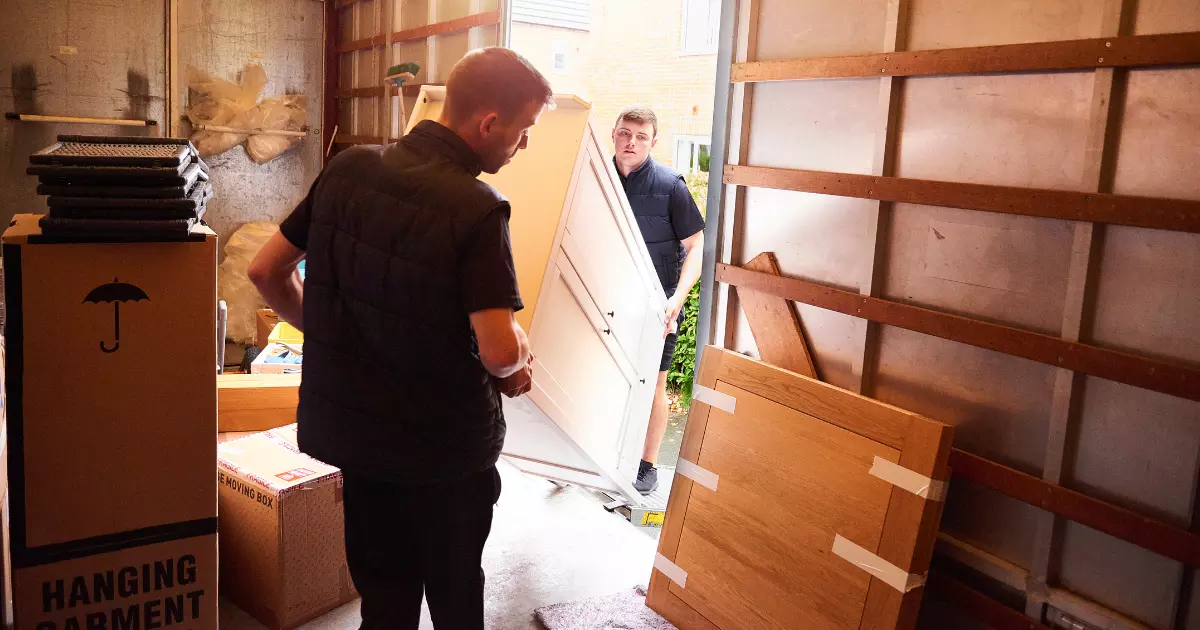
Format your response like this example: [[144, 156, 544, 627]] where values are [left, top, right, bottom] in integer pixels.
[[1, 214, 218, 629], [217, 424, 356, 629]]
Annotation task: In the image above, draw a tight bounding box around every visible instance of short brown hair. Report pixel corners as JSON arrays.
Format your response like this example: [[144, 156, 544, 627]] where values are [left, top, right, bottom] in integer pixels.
[[444, 47, 555, 124], [616, 106, 658, 138]]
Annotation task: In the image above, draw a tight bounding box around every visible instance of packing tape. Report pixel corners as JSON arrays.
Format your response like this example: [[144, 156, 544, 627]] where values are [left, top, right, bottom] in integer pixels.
[[832, 535, 925, 593], [654, 553, 688, 588], [677, 458, 719, 492], [869, 456, 946, 501], [692, 384, 736, 414]]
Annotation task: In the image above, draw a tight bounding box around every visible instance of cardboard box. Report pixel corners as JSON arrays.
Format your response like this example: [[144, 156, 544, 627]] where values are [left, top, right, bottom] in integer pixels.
[[2, 214, 218, 629], [256, 309, 279, 350], [217, 373, 301, 433], [250, 342, 302, 375], [217, 425, 356, 629], [267, 321, 303, 346]]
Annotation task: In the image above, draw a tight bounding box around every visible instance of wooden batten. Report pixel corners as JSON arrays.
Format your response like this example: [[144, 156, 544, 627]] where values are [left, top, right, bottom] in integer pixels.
[[723, 165, 1200, 234], [390, 11, 501, 44], [735, 253, 818, 379], [731, 31, 1200, 83], [716, 263, 1200, 403], [948, 449, 1200, 569]]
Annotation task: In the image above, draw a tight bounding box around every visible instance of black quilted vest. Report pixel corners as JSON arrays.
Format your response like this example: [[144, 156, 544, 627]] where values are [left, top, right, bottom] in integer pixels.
[[296, 122, 508, 484], [618, 156, 686, 298]]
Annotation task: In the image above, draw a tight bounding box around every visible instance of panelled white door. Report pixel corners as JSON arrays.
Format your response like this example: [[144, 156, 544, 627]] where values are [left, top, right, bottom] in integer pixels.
[[563, 145, 654, 365]]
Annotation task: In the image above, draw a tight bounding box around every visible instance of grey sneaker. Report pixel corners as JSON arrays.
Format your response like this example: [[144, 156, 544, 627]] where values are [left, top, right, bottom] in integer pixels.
[[634, 464, 659, 495]]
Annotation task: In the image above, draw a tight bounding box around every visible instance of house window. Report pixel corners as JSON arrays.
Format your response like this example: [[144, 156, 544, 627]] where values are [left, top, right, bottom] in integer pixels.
[[553, 40, 568, 73], [674, 136, 711, 173], [680, 0, 721, 55]]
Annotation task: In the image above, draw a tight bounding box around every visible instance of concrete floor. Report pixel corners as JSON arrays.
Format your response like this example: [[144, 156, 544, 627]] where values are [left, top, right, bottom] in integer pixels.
[[220, 458, 662, 630]]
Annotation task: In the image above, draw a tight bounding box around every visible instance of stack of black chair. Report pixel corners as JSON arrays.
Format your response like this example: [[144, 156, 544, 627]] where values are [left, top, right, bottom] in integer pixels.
[[27, 135, 212, 240]]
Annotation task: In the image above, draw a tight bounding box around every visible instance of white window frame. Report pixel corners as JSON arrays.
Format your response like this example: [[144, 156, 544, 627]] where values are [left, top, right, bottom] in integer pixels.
[[679, 0, 720, 56], [673, 135, 711, 174]]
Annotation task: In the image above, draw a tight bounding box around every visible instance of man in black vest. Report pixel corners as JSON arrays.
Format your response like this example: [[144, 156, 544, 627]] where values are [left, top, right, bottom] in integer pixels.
[[248, 48, 554, 630], [612, 106, 706, 495]]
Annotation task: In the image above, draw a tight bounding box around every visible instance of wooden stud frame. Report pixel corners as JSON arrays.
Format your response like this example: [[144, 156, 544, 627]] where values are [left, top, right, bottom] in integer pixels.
[[1025, 0, 1136, 620], [649, 346, 953, 630], [711, 0, 759, 351], [854, 0, 907, 397], [324, 3, 504, 154], [709, 4, 1200, 627], [703, 6, 1200, 628]]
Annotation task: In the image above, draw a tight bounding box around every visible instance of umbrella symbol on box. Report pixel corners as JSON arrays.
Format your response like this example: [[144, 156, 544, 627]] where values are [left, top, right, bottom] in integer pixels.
[[83, 278, 150, 354]]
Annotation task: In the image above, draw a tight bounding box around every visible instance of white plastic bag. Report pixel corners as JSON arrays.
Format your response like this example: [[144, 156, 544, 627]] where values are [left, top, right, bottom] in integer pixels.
[[187, 64, 306, 164], [218, 222, 279, 344], [244, 94, 308, 164]]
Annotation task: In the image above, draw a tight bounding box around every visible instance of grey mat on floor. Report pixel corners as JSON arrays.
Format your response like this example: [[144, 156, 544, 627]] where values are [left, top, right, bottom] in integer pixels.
[[534, 586, 676, 630]]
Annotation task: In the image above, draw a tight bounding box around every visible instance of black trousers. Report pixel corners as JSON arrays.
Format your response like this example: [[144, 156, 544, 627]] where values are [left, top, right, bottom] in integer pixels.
[[342, 466, 502, 630]]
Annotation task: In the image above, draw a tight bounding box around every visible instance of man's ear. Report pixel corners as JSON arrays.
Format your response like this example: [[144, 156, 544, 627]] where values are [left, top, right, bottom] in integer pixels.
[[651, 135, 659, 150], [479, 112, 500, 138]]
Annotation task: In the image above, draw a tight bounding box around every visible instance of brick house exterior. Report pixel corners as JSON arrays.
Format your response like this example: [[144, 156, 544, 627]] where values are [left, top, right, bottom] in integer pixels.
[[511, 0, 719, 172]]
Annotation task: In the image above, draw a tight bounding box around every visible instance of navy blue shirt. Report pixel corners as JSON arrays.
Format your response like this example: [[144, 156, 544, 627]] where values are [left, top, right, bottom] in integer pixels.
[[616, 156, 705, 299]]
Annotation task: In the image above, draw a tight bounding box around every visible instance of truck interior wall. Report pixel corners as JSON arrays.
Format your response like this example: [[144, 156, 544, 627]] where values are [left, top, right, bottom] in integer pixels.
[[715, 0, 1200, 627], [176, 0, 325, 253], [432, 0, 474, 77], [329, 0, 499, 147], [0, 0, 166, 228]]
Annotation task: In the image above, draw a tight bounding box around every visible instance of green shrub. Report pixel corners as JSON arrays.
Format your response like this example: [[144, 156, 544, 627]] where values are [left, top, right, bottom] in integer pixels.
[[664, 171, 708, 408], [667, 283, 701, 406], [684, 171, 709, 216]]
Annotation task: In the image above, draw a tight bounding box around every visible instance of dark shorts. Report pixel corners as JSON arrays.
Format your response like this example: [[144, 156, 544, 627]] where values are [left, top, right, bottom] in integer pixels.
[[660, 332, 679, 372]]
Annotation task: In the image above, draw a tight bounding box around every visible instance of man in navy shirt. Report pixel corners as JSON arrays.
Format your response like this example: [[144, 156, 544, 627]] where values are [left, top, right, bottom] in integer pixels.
[[612, 106, 705, 494]]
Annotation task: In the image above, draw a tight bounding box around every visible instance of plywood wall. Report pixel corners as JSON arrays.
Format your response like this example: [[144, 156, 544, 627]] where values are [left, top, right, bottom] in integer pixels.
[[177, 0, 326, 254], [715, 0, 1200, 628], [0, 0, 167, 227]]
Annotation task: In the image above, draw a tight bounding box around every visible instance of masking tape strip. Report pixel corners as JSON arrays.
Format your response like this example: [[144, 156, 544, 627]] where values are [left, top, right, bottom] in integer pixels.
[[692, 384, 736, 414], [832, 535, 925, 593], [677, 458, 719, 492], [654, 553, 688, 588], [869, 456, 946, 501]]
